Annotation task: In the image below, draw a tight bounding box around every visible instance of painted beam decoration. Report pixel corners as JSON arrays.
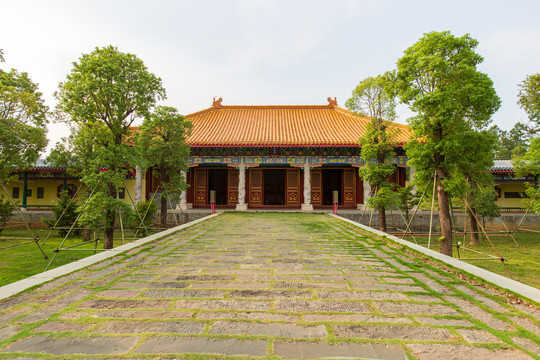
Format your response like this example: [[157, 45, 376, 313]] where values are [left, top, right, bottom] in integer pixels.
[[187, 156, 408, 168]]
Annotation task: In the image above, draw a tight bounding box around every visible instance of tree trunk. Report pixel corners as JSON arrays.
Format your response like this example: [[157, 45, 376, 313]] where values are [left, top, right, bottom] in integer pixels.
[[83, 228, 92, 242], [160, 168, 168, 228], [469, 210, 480, 246], [436, 170, 453, 256], [378, 205, 387, 232], [103, 181, 116, 249]]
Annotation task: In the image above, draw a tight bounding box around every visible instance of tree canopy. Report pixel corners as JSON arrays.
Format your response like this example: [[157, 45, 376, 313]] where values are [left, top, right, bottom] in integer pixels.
[[518, 73, 540, 134], [137, 105, 192, 227], [56, 45, 165, 249], [0, 56, 48, 181], [396, 31, 501, 256], [490, 123, 530, 159], [346, 72, 399, 232]]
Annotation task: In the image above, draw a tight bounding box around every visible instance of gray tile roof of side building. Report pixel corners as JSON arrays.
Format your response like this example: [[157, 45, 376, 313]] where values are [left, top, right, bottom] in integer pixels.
[[491, 160, 514, 172]]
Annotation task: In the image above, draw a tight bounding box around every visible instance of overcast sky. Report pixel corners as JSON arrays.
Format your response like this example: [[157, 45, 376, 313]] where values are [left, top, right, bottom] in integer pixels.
[[1, 0, 539, 152]]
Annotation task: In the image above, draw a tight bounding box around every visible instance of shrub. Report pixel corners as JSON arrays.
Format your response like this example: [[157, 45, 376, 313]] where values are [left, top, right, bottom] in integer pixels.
[[132, 200, 157, 234], [0, 196, 13, 234], [42, 190, 81, 237]]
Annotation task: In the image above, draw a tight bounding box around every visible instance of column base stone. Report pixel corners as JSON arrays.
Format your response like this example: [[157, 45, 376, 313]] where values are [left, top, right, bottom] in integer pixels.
[[235, 203, 248, 211], [301, 204, 313, 212]]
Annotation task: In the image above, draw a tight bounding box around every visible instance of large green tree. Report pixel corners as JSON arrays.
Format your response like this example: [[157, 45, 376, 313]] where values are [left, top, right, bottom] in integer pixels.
[[518, 73, 540, 134], [346, 72, 399, 232], [0, 52, 48, 182], [56, 45, 165, 249], [137, 106, 192, 227], [396, 31, 501, 256]]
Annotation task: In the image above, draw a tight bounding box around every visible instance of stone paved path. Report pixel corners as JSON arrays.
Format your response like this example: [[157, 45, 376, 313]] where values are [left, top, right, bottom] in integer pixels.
[[0, 212, 539, 359]]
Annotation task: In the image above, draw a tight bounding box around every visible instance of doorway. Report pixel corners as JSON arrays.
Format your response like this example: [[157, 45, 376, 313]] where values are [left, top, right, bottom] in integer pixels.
[[322, 169, 342, 205], [263, 169, 286, 205], [208, 169, 228, 205]]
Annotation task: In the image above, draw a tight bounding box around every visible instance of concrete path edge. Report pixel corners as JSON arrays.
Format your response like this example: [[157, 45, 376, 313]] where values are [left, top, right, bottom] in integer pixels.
[[0, 214, 219, 301], [331, 214, 540, 305]]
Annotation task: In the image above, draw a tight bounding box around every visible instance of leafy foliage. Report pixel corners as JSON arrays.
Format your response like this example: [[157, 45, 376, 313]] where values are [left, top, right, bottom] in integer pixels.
[[396, 31, 501, 255], [489, 123, 530, 159], [346, 72, 399, 232], [132, 200, 158, 233], [42, 190, 81, 237], [137, 106, 191, 227], [518, 73, 540, 134], [55, 45, 165, 248], [0, 196, 13, 234], [0, 62, 48, 181]]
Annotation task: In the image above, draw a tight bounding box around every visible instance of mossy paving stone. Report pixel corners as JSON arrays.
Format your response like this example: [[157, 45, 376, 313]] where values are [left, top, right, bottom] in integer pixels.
[[0, 335, 139, 355], [407, 343, 535, 360], [94, 320, 205, 334], [334, 324, 455, 341], [274, 341, 408, 360], [210, 320, 327, 338], [92, 310, 194, 319]]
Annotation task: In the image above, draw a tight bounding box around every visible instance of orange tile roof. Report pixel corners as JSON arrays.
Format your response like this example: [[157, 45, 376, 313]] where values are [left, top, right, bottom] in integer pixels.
[[185, 99, 412, 147]]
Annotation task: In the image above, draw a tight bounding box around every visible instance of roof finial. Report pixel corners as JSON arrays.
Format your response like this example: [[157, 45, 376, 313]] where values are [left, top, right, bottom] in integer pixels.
[[213, 97, 223, 108], [327, 97, 337, 108]]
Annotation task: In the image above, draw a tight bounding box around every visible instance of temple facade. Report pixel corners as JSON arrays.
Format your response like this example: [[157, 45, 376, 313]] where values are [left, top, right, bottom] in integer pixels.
[[144, 98, 412, 211]]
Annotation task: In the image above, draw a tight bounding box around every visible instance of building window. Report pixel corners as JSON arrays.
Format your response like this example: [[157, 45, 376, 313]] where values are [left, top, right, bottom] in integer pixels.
[[12, 187, 19, 199], [26, 189, 32, 197], [37, 187, 44, 199], [118, 187, 125, 199], [504, 192, 527, 199]]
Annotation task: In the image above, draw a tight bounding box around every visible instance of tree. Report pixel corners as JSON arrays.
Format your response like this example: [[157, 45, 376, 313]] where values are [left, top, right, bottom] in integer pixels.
[[346, 72, 399, 232], [513, 137, 540, 215], [490, 123, 530, 159], [137, 106, 192, 227], [56, 45, 165, 249], [518, 73, 540, 134], [0, 53, 48, 181], [396, 31, 501, 256], [451, 130, 499, 246]]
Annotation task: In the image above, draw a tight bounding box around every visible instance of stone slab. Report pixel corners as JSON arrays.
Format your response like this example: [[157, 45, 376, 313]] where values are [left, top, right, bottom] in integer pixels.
[[407, 343, 535, 360], [334, 324, 454, 341], [174, 299, 271, 311], [457, 328, 503, 344], [304, 314, 413, 324], [274, 341, 408, 360], [210, 320, 326, 338], [275, 299, 370, 313], [376, 302, 461, 316], [94, 320, 205, 334], [0, 335, 139, 355], [134, 336, 266, 356]]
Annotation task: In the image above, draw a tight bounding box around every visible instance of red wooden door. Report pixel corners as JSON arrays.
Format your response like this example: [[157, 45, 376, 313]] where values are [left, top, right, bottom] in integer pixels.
[[194, 168, 207, 206], [249, 168, 263, 206], [343, 168, 356, 207], [311, 168, 322, 206], [286, 169, 300, 206], [227, 169, 239, 205]]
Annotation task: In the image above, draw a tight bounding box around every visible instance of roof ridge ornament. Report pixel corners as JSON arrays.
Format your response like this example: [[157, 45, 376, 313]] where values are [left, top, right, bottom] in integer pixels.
[[213, 97, 223, 108], [327, 97, 337, 108]]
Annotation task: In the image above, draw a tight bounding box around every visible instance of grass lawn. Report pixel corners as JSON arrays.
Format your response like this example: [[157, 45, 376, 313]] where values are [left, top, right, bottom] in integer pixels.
[[404, 232, 540, 289], [0, 228, 143, 287]]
